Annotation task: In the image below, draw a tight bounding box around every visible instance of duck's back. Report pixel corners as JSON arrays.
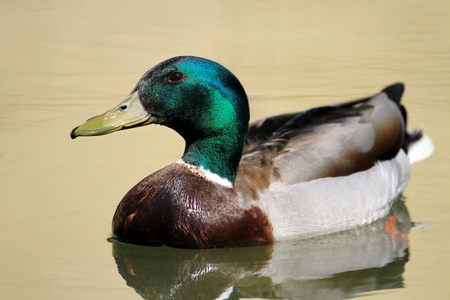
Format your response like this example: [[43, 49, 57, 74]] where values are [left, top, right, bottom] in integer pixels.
[[235, 84, 420, 239]]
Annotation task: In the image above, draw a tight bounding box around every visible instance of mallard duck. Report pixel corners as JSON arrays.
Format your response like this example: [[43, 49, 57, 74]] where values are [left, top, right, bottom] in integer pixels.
[[71, 56, 433, 248]]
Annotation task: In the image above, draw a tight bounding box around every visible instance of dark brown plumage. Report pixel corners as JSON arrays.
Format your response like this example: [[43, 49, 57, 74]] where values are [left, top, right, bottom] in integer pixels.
[[113, 163, 274, 248]]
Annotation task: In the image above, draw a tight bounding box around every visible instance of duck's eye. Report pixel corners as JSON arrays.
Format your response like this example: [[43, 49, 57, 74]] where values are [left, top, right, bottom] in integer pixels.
[[168, 71, 185, 84]]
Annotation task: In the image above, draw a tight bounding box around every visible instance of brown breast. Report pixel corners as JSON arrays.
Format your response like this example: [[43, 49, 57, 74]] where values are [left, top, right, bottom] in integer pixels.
[[112, 163, 274, 248]]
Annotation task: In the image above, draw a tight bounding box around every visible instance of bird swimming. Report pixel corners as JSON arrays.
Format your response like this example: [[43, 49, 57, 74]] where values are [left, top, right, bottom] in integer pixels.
[[71, 56, 433, 248]]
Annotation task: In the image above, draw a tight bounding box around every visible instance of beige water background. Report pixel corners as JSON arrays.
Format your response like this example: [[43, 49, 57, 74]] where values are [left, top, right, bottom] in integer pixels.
[[1, 0, 449, 299]]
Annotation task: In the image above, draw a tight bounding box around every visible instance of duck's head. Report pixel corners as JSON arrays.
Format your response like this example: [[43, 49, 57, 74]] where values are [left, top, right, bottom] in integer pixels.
[[71, 56, 249, 182]]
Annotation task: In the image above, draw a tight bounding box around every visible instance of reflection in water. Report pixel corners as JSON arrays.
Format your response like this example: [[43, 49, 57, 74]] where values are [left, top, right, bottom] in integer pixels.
[[112, 239, 272, 299], [111, 199, 410, 299]]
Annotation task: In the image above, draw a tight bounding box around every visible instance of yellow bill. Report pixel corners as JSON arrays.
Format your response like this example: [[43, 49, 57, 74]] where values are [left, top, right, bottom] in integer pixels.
[[71, 91, 155, 139]]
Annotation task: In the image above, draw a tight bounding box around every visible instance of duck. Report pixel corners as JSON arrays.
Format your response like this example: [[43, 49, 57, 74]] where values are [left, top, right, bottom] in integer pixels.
[[71, 56, 433, 249]]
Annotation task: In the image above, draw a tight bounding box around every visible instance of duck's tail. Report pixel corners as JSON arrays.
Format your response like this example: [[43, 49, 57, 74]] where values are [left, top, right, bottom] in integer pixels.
[[382, 83, 434, 164], [405, 130, 434, 164]]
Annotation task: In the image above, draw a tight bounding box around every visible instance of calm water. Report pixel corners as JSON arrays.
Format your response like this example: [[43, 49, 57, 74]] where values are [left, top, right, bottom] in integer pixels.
[[1, 0, 449, 299]]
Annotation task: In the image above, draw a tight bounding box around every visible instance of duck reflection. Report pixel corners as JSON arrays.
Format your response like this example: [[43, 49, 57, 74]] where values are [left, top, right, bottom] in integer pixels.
[[111, 199, 411, 300]]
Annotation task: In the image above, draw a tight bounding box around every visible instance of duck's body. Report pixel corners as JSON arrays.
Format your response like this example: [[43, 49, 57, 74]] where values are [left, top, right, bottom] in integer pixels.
[[71, 56, 433, 248]]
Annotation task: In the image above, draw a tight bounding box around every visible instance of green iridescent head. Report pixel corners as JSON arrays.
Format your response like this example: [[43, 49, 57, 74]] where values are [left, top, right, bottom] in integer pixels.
[[71, 56, 250, 182]]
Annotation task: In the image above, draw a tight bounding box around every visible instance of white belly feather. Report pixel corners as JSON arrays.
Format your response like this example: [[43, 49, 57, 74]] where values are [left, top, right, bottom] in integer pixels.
[[255, 150, 411, 240]]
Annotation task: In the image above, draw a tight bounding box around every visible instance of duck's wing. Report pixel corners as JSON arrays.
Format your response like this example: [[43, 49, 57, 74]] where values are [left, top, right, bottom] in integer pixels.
[[235, 83, 421, 198]]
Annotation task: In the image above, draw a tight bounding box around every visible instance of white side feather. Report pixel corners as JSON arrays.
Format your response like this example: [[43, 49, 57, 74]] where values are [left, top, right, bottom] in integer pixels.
[[255, 150, 411, 241]]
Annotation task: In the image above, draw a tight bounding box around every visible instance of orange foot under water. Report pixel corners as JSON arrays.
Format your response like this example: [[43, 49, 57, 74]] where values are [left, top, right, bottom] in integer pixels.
[[384, 215, 409, 243]]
